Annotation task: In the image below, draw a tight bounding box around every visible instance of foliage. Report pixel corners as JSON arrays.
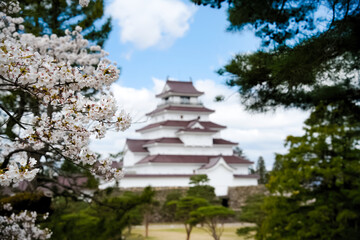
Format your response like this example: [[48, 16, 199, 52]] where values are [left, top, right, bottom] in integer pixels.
[[123, 206, 143, 234], [189, 205, 235, 240], [0, 0, 114, 199], [17, 0, 111, 47], [233, 146, 246, 158], [236, 227, 257, 239], [191, 0, 360, 114], [0, 192, 51, 214], [255, 156, 268, 184], [168, 196, 209, 240], [189, 174, 210, 186], [187, 174, 217, 202], [0, 0, 130, 187], [190, 2, 360, 238], [236, 194, 266, 239], [45, 187, 155, 239], [139, 187, 158, 238], [187, 185, 217, 202], [0, 1, 128, 237], [161, 190, 183, 222], [259, 104, 360, 239]]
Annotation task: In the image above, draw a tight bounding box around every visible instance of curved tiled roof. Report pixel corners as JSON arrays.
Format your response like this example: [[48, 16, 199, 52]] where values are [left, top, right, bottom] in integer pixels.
[[198, 157, 221, 170], [126, 139, 149, 152], [177, 128, 217, 133], [156, 80, 204, 98], [126, 138, 238, 153], [136, 155, 253, 165], [146, 106, 214, 116], [136, 119, 225, 132], [144, 138, 183, 145], [213, 139, 237, 145]]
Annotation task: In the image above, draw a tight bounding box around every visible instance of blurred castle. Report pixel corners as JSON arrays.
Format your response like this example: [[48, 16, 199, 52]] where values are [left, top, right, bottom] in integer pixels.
[[120, 80, 258, 196]]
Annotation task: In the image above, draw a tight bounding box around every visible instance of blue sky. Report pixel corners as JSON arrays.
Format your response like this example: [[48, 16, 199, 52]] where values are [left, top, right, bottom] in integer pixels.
[[104, 0, 261, 89], [89, 0, 309, 169]]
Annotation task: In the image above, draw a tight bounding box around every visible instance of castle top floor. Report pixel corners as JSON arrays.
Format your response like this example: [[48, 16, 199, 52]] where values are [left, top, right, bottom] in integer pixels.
[[156, 80, 204, 106]]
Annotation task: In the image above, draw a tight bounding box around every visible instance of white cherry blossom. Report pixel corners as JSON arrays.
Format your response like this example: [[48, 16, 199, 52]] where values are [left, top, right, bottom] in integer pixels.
[[0, 204, 52, 240], [0, 0, 131, 186]]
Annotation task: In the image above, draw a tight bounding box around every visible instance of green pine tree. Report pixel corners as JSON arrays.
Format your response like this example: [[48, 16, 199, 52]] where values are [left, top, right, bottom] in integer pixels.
[[256, 156, 268, 184], [260, 104, 360, 239], [191, 0, 360, 114], [18, 0, 111, 47]]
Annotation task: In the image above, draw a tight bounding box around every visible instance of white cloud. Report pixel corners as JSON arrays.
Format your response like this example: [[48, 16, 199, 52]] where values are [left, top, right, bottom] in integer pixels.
[[90, 79, 309, 169], [90, 78, 162, 157], [107, 0, 196, 49], [194, 79, 309, 168]]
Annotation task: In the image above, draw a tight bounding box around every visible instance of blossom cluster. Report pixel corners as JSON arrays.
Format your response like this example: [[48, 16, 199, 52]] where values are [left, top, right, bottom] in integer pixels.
[[79, 0, 90, 8], [0, 1, 131, 186], [0, 203, 52, 240]]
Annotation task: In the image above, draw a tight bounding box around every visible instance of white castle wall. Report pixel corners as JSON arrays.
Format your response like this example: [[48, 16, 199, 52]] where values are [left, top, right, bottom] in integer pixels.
[[140, 128, 176, 138], [145, 144, 234, 155], [151, 112, 210, 122], [123, 151, 147, 167], [140, 128, 222, 139], [127, 163, 200, 174], [119, 176, 190, 188], [178, 134, 213, 146], [231, 164, 252, 175]]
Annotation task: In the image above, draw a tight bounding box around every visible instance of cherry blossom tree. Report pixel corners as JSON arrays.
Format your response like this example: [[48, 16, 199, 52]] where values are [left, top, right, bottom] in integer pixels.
[[1, 0, 131, 237], [0, 203, 52, 240], [0, 0, 130, 187]]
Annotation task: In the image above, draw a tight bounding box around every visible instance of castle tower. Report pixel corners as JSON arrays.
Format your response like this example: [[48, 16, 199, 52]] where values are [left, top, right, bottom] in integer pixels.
[[121, 80, 258, 196]]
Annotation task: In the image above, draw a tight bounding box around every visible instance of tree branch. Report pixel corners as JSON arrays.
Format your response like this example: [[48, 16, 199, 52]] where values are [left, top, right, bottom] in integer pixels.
[[0, 103, 26, 130]]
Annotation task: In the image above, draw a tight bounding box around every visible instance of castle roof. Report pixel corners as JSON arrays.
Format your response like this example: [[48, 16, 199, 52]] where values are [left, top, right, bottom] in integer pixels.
[[136, 119, 225, 132], [145, 105, 214, 116], [136, 155, 253, 165], [126, 139, 148, 152], [126, 138, 238, 153], [156, 80, 204, 98]]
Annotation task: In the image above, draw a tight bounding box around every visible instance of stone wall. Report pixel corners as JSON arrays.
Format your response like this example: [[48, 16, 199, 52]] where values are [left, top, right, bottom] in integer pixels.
[[228, 185, 267, 210]]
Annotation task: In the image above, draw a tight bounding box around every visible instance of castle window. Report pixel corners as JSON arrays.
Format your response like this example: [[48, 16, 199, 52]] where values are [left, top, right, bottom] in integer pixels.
[[180, 96, 190, 104]]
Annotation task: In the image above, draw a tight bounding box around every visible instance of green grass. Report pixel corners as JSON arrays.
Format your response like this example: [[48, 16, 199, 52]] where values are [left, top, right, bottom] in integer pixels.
[[124, 223, 254, 240]]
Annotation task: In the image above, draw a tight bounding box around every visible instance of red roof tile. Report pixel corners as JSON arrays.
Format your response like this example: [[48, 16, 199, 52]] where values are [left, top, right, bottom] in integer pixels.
[[177, 128, 217, 133], [136, 155, 253, 165], [213, 138, 237, 145], [137, 120, 224, 132], [198, 157, 221, 170], [126, 139, 149, 152], [145, 138, 183, 145], [124, 174, 194, 178], [156, 80, 203, 97], [126, 138, 184, 152], [126, 138, 238, 153], [146, 106, 214, 116], [223, 156, 253, 164]]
